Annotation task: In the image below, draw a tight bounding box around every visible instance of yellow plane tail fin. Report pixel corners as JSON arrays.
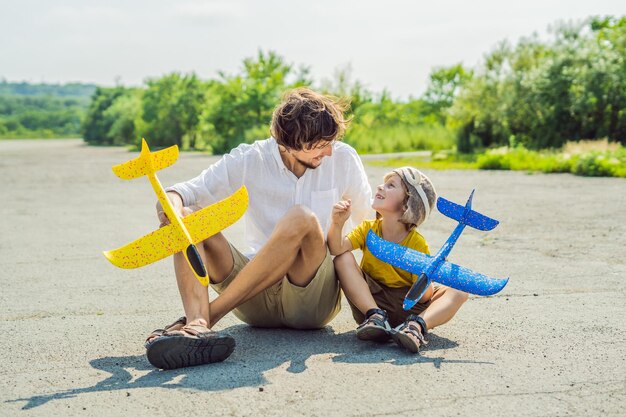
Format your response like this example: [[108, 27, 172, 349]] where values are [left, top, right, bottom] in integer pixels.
[[112, 138, 179, 180]]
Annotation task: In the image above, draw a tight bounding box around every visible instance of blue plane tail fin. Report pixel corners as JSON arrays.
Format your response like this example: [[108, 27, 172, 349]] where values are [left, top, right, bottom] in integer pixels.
[[437, 192, 499, 231]]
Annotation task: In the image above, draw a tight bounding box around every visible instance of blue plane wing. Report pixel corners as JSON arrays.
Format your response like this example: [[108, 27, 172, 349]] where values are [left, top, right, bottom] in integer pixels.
[[366, 230, 508, 296], [366, 230, 432, 274], [431, 260, 509, 296]]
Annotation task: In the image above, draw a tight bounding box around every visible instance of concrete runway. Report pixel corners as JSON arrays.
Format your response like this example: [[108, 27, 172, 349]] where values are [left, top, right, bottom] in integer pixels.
[[1, 139, 625, 416]]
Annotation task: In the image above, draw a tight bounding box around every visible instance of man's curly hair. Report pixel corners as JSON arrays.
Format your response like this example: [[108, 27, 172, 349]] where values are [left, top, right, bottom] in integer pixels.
[[270, 87, 351, 151]]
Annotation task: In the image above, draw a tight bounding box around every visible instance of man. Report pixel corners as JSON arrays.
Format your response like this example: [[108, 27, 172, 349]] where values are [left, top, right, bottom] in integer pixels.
[[145, 87, 372, 369]]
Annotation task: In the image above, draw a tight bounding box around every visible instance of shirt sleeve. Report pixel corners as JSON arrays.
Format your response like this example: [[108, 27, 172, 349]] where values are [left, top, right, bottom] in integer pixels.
[[341, 146, 374, 225], [166, 145, 245, 208], [346, 220, 370, 250]]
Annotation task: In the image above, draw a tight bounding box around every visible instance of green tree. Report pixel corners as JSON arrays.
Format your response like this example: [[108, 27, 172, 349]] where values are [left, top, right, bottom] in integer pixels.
[[204, 50, 303, 153], [140, 73, 206, 149], [320, 64, 373, 115], [103, 89, 142, 146], [82, 87, 127, 145], [422, 64, 472, 123], [450, 16, 626, 151]]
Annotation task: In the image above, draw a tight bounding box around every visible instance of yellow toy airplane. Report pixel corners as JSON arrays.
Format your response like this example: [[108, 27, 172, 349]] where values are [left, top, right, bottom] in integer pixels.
[[103, 139, 248, 286]]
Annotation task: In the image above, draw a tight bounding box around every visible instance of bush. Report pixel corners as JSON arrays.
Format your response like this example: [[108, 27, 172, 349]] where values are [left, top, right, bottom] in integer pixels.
[[476, 142, 626, 177], [476, 149, 512, 170], [571, 150, 626, 177]]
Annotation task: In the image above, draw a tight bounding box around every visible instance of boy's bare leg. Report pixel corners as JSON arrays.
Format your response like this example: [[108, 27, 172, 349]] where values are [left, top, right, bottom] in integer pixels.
[[420, 287, 468, 330], [334, 252, 378, 314], [207, 205, 328, 327], [396, 286, 468, 349]]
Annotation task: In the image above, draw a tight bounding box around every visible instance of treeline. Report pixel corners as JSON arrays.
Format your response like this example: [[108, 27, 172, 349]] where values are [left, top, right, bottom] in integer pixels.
[[3, 16, 624, 152], [0, 81, 96, 138], [82, 52, 455, 153], [0, 82, 96, 97], [451, 16, 626, 151], [82, 16, 625, 153]]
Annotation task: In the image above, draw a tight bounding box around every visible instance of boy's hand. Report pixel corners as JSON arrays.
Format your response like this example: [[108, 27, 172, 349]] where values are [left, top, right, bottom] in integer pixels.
[[331, 199, 352, 224]]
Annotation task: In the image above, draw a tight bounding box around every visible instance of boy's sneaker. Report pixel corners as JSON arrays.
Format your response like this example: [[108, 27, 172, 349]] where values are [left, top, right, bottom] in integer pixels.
[[356, 308, 392, 342]]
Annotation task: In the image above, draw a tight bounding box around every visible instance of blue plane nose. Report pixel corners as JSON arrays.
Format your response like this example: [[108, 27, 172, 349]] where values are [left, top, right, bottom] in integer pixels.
[[403, 298, 418, 311]]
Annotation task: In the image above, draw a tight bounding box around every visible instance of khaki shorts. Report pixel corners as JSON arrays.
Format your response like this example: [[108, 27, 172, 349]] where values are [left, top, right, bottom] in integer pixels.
[[211, 244, 341, 329], [347, 272, 444, 328]]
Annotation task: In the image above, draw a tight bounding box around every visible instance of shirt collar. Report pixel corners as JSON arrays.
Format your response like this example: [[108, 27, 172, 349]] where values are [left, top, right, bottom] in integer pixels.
[[269, 137, 289, 172]]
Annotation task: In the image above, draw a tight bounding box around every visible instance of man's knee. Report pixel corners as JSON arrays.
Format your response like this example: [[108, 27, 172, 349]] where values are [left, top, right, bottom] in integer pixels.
[[274, 205, 322, 241]]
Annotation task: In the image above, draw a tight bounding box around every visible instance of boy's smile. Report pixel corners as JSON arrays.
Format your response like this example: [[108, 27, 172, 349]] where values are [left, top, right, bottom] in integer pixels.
[[372, 174, 406, 213]]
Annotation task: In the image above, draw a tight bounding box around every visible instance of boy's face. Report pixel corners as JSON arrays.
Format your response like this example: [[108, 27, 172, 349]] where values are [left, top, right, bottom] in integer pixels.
[[288, 140, 334, 169], [372, 174, 406, 213]]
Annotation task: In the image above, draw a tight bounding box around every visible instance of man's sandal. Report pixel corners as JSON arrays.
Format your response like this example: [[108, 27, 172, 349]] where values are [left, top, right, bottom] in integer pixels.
[[144, 316, 187, 347], [356, 308, 392, 342], [146, 323, 235, 370], [392, 314, 429, 353]]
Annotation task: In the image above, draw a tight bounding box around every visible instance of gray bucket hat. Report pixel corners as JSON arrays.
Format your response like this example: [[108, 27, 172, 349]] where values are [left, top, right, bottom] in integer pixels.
[[392, 167, 436, 226]]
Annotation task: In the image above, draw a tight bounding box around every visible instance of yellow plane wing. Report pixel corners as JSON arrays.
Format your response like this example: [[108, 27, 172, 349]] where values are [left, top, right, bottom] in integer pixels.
[[103, 221, 188, 269], [183, 186, 249, 243], [104, 186, 249, 269]]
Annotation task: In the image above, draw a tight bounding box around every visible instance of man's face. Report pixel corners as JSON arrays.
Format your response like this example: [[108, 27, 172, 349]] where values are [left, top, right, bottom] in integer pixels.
[[289, 140, 334, 169]]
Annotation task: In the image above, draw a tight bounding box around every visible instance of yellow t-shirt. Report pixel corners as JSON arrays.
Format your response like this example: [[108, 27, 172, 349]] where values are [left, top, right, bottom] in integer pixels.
[[346, 218, 430, 288]]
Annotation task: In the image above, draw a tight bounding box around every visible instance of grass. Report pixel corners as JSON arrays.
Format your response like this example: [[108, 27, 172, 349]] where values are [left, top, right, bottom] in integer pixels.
[[367, 150, 478, 170], [366, 139, 625, 178]]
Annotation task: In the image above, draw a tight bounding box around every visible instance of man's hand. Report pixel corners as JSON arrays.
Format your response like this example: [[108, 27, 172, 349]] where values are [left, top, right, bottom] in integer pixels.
[[331, 199, 352, 225], [156, 191, 186, 228]]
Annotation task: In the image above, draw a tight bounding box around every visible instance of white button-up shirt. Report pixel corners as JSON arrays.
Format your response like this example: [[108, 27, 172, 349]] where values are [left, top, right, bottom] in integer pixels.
[[167, 137, 373, 256]]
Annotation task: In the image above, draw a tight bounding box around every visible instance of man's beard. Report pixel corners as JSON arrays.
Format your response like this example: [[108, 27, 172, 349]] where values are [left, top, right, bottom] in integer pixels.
[[294, 156, 320, 170]]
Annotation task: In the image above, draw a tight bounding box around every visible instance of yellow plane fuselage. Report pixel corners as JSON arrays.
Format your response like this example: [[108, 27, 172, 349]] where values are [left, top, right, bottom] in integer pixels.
[[103, 138, 248, 287]]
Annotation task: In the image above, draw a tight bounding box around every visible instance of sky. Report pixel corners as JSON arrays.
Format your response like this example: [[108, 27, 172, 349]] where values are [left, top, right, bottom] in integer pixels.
[[1, 0, 624, 98]]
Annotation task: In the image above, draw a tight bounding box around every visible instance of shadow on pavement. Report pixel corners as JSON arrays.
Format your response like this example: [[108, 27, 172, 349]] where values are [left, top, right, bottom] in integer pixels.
[[9, 324, 492, 410]]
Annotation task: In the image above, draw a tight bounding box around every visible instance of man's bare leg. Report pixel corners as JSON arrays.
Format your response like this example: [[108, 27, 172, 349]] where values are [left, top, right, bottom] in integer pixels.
[[173, 231, 235, 327], [207, 205, 327, 326], [145, 230, 238, 369]]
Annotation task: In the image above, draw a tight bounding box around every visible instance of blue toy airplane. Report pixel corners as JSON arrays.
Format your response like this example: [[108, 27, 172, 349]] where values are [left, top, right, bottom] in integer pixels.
[[366, 190, 509, 311]]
